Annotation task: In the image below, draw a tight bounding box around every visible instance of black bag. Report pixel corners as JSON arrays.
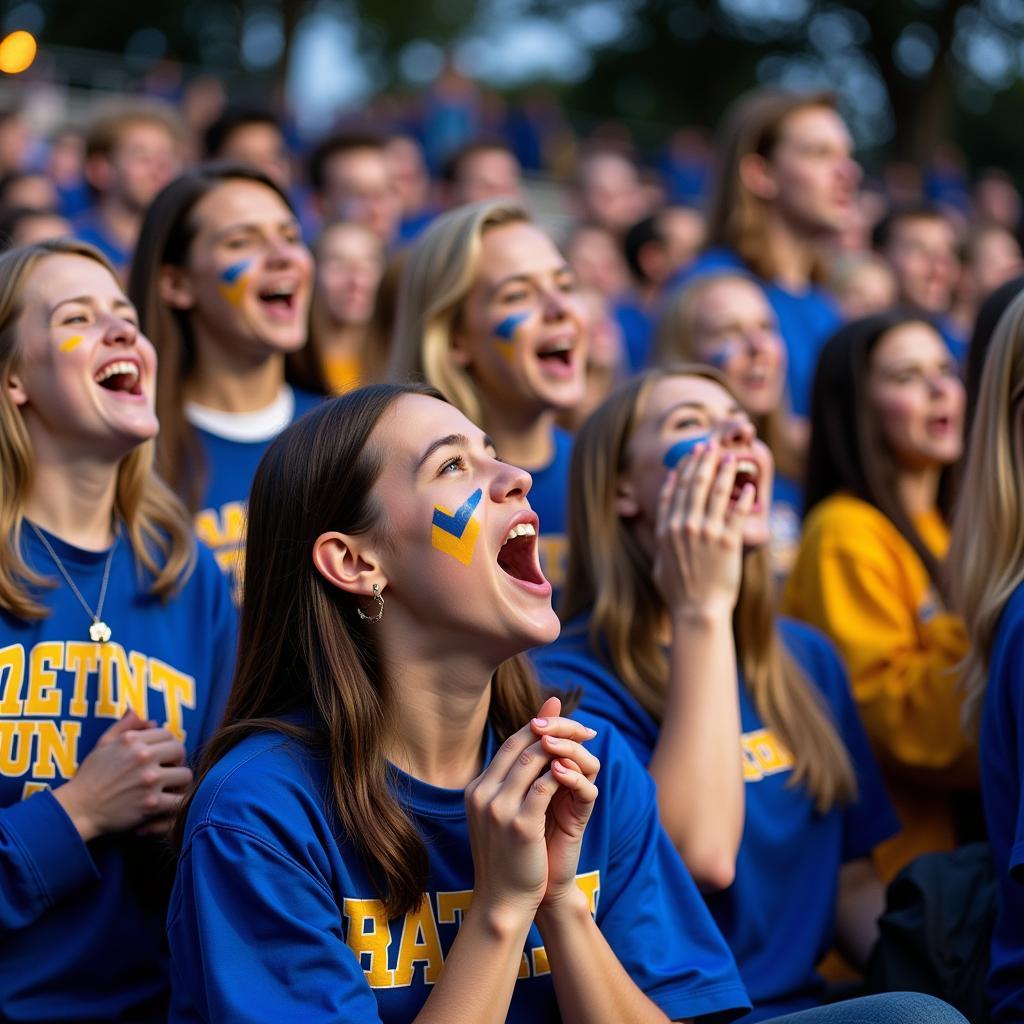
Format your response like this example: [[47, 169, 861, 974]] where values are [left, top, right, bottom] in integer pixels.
[[865, 842, 996, 1023]]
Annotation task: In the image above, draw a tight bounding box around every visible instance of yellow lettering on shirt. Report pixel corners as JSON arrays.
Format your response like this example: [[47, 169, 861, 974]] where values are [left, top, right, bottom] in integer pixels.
[[195, 502, 246, 601], [344, 897, 396, 988], [0, 721, 34, 775], [741, 728, 795, 782], [66, 643, 99, 718], [0, 644, 26, 715], [393, 895, 444, 987], [436, 889, 473, 927], [30, 720, 80, 779], [149, 659, 196, 742], [537, 535, 568, 589]]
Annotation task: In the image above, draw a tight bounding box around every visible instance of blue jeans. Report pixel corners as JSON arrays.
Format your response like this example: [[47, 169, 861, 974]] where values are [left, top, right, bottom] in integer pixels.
[[765, 993, 969, 1023]]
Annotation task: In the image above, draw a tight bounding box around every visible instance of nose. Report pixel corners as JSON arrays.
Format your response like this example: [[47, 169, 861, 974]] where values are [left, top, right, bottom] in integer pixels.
[[716, 416, 755, 448], [489, 456, 533, 504], [541, 284, 574, 322], [101, 313, 138, 347]]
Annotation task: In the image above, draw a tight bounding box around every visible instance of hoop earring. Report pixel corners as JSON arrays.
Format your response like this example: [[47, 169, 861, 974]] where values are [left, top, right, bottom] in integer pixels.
[[357, 583, 384, 622]]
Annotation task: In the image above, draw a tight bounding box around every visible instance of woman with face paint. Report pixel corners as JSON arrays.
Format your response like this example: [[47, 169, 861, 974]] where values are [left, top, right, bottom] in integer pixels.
[[0, 240, 236, 1022], [129, 165, 327, 591], [782, 311, 972, 881], [167, 384, 755, 1024], [531, 365, 901, 1021], [654, 271, 805, 577], [388, 200, 587, 607], [949, 291, 1024, 1024]]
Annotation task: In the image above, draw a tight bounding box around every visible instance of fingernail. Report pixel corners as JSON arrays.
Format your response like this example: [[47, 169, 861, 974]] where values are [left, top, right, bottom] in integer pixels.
[[533, 718, 548, 728], [723, 453, 734, 464], [584, 727, 597, 738], [553, 760, 569, 772]]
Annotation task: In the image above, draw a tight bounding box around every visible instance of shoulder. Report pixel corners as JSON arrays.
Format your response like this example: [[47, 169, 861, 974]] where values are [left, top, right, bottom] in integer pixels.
[[183, 728, 329, 853], [778, 617, 848, 705], [992, 583, 1024, 672], [801, 495, 902, 553], [290, 386, 325, 420], [551, 427, 574, 463]]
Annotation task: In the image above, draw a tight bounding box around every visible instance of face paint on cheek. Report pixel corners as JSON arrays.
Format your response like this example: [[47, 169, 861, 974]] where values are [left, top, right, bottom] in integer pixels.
[[218, 260, 253, 307], [706, 342, 739, 371], [492, 312, 530, 364], [431, 487, 483, 565], [59, 335, 84, 354], [664, 433, 711, 469]]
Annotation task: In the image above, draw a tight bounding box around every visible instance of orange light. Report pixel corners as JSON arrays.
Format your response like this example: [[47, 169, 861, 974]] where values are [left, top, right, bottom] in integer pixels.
[[0, 31, 38, 75]]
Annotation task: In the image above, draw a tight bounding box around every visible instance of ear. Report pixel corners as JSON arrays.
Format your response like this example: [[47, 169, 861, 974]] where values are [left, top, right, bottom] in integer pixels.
[[312, 530, 386, 599], [7, 368, 28, 408], [613, 472, 641, 519], [738, 152, 778, 202], [158, 265, 196, 312], [450, 326, 473, 369]]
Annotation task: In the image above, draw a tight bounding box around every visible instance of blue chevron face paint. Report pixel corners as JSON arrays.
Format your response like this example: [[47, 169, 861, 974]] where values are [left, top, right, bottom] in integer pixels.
[[663, 433, 711, 468], [431, 488, 483, 565], [492, 312, 530, 362], [218, 260, 253, 306]]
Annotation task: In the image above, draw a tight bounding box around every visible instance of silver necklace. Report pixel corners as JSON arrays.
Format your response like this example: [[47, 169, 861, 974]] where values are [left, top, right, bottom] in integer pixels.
[[28, 521, 118, 643]]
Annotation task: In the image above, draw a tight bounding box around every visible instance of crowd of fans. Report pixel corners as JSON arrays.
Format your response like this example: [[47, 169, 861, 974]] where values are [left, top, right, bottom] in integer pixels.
[[1, 72, 1023, 1023]]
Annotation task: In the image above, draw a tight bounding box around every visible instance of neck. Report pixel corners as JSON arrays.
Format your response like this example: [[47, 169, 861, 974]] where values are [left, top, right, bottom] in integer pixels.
[[898, 465, 941, 517], [24, 455, 119, 550], [318, 321, 366, 360], [97, 194, 141, 250], [476, 398, 556, 471], [382, 646, 494, 789], [762, 210, 822, 291], [186, 344, 286, 413]]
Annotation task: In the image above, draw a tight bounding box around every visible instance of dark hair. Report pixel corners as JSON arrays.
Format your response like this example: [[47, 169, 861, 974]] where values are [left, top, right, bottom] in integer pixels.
[[622, 214, 662, 285], [308, 131, 386, 195], [805, 309, 957, 600], [203, 106, 282, 160], [440, 138, 517, 185], [128, 162, 327, 511], [0, 171, 48, 209], [871, 202, 950, 252], [963, 274, 1024, 446], [176, 384, 544, 917], [0, 207, 66, 252]]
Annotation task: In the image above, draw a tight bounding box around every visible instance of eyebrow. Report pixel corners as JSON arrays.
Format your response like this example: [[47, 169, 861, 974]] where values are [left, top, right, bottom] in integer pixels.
[[488, 263, 574, 295], [211, 218, 300, 242], [657, 400, 744, 428], [416, 432, 497, 470], [49, 295, 134, 317]]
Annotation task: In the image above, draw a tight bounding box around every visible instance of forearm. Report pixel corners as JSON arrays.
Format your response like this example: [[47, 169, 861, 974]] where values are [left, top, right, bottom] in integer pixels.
[[536, 896, 674, 1024], [413, 901, 534, 1024], [647, 608, 743, 889]]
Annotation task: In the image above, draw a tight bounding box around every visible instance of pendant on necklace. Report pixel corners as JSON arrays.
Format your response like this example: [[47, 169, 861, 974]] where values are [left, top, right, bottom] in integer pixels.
[[90, 620, 112, 643]]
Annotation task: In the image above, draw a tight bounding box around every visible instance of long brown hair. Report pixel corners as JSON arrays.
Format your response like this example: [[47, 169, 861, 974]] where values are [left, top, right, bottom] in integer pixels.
[[177, 384, 543, 917], [949, 290, 1024, 731], [704, 88, 837, 284], [561, 365, 856, 811], [653, 270, 803, 482], [128, 163, 327, 512], [0, 239, 194, 618]]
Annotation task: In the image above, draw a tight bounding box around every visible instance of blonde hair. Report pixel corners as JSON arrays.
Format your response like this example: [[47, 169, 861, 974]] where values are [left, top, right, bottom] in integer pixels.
[[654, 272, 802, 482], [949, 290, 1024, 731], [561, 365, 856, 811], [0, 239, 195, 619], [387, 199, 531, 422]]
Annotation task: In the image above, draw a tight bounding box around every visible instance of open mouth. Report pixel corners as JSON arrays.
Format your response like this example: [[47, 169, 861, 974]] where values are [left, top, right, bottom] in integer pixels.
[[257, 282, 297, 316], [94, 360, 142, 396], [732, 458, 761, 505], [536, 340, 576, 374], [497, 521, 548, 588]]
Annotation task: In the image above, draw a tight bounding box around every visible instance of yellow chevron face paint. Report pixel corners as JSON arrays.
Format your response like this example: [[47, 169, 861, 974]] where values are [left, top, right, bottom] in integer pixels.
[[59, 335, 84, 354], [431, 488, 483, 566], [218, 260, 252, 307]]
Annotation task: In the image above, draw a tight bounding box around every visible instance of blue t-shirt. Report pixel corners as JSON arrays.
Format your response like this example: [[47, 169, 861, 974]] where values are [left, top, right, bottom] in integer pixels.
[[0, 526, 237, 1022], [532, 616, 899, 1021], [192, 385, 322, 586], [168, 710, 751, 1023], [771, 473, 804, 580], [980, 581, 1024, 1023], [671, 249, 842, 419], [613, 297, 654, 372], [528, 427, 573, 608]]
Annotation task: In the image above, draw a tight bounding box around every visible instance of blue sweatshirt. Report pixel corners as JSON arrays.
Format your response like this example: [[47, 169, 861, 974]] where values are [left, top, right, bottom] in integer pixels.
[[169, 710, 751, 1023], [532, 617, 899, 1021], [191, 385, 322, 592], [528, 427, 573, 608], [0, 525, 237, 1022], [980, 582, 1024, 1023]]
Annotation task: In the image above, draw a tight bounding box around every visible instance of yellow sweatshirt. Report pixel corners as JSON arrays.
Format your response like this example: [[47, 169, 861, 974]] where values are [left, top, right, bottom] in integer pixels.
[[782, 493, 974, 880]]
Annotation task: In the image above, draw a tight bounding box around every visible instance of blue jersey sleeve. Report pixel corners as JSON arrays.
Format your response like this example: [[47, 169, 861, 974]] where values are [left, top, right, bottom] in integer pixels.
[[593, 724, 750, 1022], [169, 757, 381, 1023], [0, 789, 98, 932]]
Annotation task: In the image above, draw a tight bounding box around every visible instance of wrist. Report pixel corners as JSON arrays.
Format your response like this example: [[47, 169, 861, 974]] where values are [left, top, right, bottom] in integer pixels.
[[535, 886, 592, 934], [53, 783, 99, 843], [669, 602, 734, 629], [471, 893, 539, 943]]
